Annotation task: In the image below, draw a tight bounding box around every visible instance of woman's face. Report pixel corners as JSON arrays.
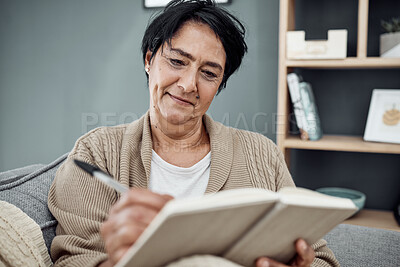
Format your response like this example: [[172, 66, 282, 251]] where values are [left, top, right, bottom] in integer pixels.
[[145, 21, 226, 126]]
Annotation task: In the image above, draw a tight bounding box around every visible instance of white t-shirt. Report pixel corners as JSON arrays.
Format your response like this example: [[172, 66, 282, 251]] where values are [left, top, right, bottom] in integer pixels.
[[148, 150, 211, 199]]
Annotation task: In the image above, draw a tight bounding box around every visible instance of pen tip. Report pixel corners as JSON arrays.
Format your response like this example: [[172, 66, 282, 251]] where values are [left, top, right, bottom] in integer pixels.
[[74, 159, 99, 176]]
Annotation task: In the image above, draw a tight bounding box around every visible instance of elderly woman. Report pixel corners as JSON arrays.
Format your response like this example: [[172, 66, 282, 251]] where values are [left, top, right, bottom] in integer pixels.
[[48, 1, 339, 267]]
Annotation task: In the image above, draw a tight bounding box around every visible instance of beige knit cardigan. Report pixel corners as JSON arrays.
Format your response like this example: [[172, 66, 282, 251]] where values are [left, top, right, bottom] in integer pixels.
[[48, 111, 339, 267]]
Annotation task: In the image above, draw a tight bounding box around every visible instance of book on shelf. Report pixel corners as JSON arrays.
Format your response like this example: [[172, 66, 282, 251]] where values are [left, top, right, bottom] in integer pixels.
[[287, 73, 323, 141], [115, 187, 357, 267]]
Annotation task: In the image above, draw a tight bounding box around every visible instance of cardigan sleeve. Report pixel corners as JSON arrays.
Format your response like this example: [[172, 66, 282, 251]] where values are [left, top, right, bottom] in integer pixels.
[[271, 141, 296, 191], [48, 130, 118, 267]]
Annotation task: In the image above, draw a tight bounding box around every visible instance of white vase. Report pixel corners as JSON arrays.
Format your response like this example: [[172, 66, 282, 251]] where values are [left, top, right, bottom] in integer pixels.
[[380, 31, 400, 58]]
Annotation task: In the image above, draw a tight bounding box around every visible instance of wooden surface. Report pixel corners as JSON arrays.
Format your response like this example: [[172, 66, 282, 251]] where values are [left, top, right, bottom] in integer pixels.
[[286, 57, 400, 68], [277, 0, 294, 152], [344, 209, 400, 232], [283, 135, 400, 154], [357, 0, 369, 58]]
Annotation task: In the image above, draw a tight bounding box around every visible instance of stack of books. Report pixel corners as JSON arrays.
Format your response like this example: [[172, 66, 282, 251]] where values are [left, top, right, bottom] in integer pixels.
[[287, 73, 323, 141]]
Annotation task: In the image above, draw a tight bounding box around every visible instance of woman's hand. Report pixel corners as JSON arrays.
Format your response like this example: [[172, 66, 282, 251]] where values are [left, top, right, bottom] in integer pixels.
[[100, 188, 173, 265], [255, 239, 315, 267]]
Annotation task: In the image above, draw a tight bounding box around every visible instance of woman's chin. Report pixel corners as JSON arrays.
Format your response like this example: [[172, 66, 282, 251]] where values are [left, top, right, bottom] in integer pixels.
[[163, 111, 195, 125]]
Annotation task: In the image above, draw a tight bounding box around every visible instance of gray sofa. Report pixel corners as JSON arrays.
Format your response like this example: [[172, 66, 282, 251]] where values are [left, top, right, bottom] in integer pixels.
[[0, 154, 399, 267]]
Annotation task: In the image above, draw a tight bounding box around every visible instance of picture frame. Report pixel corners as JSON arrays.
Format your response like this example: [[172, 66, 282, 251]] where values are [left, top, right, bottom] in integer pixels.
[[364, 89, 400, 144], [143, 0, 231, 9]]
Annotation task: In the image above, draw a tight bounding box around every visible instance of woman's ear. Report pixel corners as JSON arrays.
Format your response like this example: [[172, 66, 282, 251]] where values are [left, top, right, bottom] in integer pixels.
[[145, 50, 153, 68]]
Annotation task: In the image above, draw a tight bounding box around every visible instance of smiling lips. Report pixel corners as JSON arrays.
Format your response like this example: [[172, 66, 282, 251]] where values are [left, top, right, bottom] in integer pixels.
[[167, 93, 194, 106]]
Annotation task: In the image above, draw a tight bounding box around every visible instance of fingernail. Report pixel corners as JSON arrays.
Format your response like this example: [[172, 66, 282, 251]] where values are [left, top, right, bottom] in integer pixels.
[[260, 259, 270, 267], [300, 239, 308, 252]]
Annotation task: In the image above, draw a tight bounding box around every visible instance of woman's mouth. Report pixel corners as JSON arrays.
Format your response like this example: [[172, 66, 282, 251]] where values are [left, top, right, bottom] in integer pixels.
[[167, 93, 194, 106]]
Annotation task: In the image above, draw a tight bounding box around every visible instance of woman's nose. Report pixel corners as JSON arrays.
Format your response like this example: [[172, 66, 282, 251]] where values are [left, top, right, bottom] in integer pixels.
[[177, 69, 197, 93]]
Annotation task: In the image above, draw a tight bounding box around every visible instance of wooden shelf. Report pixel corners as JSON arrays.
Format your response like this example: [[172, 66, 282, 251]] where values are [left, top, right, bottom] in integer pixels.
[[286, 57, 400, 69], [283, 135, 400, 154], [344, 209, 400, 232], [276, 0, 400, 161], [277, 0, 399, 221]]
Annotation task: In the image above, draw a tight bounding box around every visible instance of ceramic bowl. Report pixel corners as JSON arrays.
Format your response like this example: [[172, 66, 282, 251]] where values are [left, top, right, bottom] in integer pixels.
[[316, 187, 366, 211]]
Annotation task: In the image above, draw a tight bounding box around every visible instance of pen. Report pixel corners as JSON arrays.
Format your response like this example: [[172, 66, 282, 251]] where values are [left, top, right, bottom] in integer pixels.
[[74, 159, 129, 194]]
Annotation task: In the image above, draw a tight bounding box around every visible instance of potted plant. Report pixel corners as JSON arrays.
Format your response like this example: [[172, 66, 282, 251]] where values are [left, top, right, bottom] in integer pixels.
[[380, 17, 400, 57]]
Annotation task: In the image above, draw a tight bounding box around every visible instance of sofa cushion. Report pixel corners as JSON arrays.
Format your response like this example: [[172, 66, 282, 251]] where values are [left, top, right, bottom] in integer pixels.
[[324, 223, 400, 267], [0, 153, 68, 255]]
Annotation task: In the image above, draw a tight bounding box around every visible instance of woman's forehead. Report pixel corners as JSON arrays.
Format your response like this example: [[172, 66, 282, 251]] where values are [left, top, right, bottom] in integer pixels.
[[149, 21, 226, 70], [172, 21, 222, 45]]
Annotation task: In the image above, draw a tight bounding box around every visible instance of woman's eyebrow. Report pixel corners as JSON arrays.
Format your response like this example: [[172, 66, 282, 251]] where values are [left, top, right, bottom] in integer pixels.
[[170, 47, 194, 60], [170, 47, 223, 71], [204, 61, 223, 71]]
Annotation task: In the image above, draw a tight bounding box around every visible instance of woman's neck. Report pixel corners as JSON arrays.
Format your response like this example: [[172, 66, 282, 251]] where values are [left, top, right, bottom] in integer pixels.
[[149, 111, 209, 154]]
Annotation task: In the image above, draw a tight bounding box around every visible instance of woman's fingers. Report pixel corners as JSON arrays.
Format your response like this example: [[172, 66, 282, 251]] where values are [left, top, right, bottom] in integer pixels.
[[256, 257, 286, 267], [101, 189, 174, 265], [103, 222, 146, 263], [255, 239, 315, 267], [103, 205, 157, 238], [292, 239, 315, 266], [101, 205, 156, 238], [112, 246, 130, 265], [119, 204, 160, 226]]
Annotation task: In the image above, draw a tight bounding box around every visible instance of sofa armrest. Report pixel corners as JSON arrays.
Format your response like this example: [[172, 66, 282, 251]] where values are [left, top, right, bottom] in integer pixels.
[[324, 223, 400, 267], [0, 153, 68, 254]]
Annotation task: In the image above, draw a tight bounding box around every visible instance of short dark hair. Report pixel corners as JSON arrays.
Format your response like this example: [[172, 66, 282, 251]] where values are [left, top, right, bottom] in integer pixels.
[[141, 0, 247, 94]]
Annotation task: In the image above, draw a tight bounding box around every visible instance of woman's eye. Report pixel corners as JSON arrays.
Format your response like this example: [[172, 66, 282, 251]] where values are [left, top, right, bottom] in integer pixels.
[[170, 59, 184, 66], [203, 70, 217, 79]]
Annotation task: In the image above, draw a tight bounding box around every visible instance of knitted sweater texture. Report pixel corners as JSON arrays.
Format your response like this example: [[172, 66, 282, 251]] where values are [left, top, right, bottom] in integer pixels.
[[48, 111, 339, 267]]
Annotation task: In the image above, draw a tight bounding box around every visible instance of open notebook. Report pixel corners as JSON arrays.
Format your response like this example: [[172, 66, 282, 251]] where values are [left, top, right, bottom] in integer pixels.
[[115, 187, 357, 267]]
